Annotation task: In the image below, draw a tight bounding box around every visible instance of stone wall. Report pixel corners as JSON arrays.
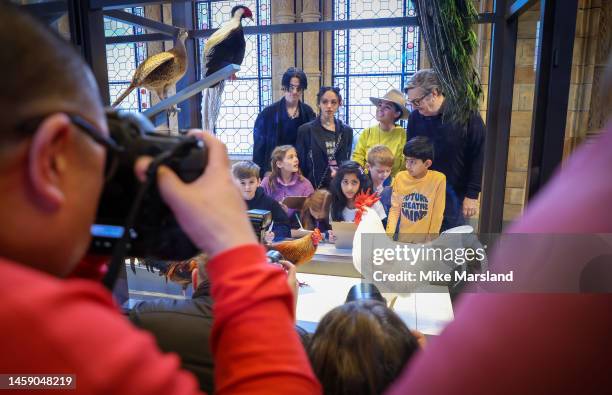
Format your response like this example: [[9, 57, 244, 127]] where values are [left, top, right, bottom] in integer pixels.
[[565, 0, 611, 156], [502, 5, 539, 225]]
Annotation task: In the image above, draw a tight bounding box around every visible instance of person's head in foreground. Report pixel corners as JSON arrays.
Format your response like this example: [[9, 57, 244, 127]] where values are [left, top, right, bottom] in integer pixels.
[[403, 136, 434, 179], [309, 300, 420, 395], [0, 1, 110, 276], [232, 160, 261, 201]]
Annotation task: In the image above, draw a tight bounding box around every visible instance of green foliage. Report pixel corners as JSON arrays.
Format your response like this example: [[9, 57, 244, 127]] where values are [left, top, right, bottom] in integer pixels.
[[415, 0, 482, 126]]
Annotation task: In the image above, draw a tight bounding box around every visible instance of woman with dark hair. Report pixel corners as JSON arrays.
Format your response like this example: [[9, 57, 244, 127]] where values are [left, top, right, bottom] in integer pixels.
[[296, 86, 354, 189], [328, 161, 385, 223], [308, 300, 421, 395], [253, 67, 316, 177]]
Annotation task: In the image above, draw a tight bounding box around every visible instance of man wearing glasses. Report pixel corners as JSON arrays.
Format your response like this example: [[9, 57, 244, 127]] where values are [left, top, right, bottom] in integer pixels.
[[0, 4, 319, 394], [404, 69, 485, 231]]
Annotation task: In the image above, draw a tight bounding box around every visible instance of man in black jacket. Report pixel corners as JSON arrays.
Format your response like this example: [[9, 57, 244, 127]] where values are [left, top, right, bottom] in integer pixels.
[[404, 69, 485, 231], [129, 255, 215, 393], [253, 68, 316, 177], [129, 255, 308, 394]]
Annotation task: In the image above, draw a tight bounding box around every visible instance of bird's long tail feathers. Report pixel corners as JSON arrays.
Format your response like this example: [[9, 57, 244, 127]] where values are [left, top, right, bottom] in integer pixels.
[[111, 83, 136, 108], [202, 80, 225, 131]]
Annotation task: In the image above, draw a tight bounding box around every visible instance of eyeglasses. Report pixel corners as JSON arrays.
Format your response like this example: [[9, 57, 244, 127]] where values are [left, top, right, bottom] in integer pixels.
[[406, 91, 431, 108], [285, 84, 303, 93], [17, 113, 123, 181], [69, 115, 123, 180]]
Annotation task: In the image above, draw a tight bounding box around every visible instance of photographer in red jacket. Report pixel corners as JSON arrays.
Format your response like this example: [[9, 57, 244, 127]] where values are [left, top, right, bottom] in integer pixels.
[[0, 3, 319, 394]]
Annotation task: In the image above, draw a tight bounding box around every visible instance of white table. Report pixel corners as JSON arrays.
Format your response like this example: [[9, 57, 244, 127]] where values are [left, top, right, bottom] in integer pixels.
[[296, 273, 454, 335]]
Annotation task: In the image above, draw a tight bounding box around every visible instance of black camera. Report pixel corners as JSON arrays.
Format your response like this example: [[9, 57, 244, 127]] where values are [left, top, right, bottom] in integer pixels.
[[248, 209, 272, 243], [89, 110, 207, 260]]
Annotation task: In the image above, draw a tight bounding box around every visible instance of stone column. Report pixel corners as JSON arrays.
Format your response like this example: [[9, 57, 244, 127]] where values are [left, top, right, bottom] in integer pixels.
[[272, 1, 296, 101], [300, 0, 322, 109], [321, 0, 333, 87]]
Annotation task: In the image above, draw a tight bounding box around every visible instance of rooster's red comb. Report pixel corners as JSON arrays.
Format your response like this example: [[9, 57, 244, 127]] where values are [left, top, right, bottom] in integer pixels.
[[354, 190, 380, 225]]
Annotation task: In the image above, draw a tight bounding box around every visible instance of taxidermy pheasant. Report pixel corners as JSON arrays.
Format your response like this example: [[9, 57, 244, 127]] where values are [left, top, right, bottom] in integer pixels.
[[266, 228, 323, 266], [202, 5, 252, 130], [112, 29, 189, 114]]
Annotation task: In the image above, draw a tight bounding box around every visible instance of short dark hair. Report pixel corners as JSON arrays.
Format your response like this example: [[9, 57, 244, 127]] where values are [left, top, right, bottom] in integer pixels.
[[316, 86, 342, 104], [0, 2, 101, 144], [281, 67, 308, 90], [403, 136, 434, 162], [308, 300, 420, 395]]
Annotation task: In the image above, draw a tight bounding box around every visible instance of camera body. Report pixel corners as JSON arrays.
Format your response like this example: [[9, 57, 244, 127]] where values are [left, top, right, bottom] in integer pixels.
[[247, 209, 272, 244], [89, 110, 207, 260]]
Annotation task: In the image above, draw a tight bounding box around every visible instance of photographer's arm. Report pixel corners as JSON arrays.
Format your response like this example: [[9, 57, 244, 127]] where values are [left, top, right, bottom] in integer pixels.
[[150, 131, 321, 395]]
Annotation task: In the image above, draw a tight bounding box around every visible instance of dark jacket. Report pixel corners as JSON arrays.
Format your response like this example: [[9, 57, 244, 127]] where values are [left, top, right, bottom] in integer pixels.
[[295, 117, 354, 189], [246, 187, 291, 241], [253, 98, 316, 177], [129, 281, 312, 394], [129, 284, 215, 394], [406, 110, 485, 199]]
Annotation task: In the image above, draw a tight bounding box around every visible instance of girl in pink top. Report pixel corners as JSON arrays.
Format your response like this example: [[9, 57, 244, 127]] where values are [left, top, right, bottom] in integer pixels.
[[262, 145, 315, 224]]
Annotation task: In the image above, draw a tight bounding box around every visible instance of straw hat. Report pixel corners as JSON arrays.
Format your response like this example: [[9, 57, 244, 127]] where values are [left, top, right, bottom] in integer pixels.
[[369, 89, 409, 120]]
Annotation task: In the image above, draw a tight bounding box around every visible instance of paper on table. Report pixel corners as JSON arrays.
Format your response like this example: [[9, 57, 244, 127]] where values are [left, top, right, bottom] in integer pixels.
[[291, 228, 313, 238]]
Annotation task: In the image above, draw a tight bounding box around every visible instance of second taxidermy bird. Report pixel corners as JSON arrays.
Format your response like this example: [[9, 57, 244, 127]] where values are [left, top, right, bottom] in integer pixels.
[[112, 29, 189, 112], [202, 5, 252, 130]]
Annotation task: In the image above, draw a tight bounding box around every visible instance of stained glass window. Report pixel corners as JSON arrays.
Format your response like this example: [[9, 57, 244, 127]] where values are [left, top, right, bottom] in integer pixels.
[[195, 1, 272, 155], [333, 0, 419, 140], [104, 7, 151, 112]]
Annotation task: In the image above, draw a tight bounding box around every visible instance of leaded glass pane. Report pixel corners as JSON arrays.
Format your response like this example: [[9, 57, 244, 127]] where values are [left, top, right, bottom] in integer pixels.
[[346, 75, 401, 137], [105, 7, 150, 112], [196, 0, 271, 155], [332, 0, 419, 141], [348, 0, 404, 19], [348, 27, 403, 74]]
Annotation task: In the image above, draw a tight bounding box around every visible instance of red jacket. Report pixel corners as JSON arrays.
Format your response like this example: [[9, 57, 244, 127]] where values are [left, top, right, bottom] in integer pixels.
[[0, 245, 321, 394]]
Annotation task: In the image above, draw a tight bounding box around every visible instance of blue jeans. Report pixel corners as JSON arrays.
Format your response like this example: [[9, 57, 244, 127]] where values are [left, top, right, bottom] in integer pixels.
[[441, 184, 465, 232]]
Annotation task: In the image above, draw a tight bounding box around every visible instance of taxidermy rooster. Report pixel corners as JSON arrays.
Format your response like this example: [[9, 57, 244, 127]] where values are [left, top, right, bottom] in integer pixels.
[[138, 254, 207, 295], [202, 5, 252, 131], [112, 29, 189, 115], [266, 228, 323, 266]]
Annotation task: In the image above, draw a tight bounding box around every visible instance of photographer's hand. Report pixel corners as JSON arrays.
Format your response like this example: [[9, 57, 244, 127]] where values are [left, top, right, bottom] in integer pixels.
[[264, 231, 275, 244], [135, 131, 257, 258], [278, 260, 298, 317]]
